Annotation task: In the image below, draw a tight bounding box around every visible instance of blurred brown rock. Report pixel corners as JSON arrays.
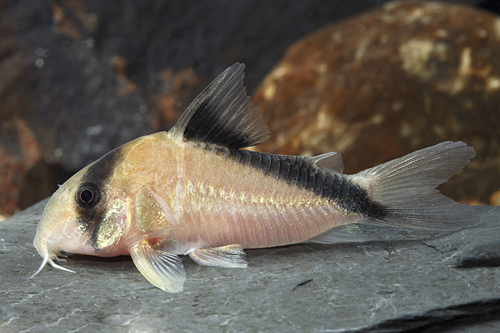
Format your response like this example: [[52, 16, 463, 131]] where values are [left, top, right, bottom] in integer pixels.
[[0, 118, 40, 216], [491, 190, 500, 205], [252, 1, 500, 204], [4, 0, 420, 216], [0, 0, 495, 216]]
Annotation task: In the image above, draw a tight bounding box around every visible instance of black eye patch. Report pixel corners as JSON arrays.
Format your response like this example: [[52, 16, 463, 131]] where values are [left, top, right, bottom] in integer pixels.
[[75, 182, 101, 210]]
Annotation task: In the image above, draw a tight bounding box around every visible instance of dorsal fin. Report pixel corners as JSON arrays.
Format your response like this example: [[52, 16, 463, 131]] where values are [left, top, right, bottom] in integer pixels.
[[169, 63, 270, 149], [312, 152, 344, 173]]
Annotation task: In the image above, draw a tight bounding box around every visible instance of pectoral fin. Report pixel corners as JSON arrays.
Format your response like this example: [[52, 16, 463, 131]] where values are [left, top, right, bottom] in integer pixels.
[[188, 244, 247, 268], [129, 240, 186, 293]]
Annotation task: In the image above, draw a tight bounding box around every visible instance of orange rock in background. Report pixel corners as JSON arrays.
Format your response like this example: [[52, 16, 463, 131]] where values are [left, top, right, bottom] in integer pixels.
[[252, 1, 500, 204], [490, 190, 500, 206], [0, 118, 41, 216]]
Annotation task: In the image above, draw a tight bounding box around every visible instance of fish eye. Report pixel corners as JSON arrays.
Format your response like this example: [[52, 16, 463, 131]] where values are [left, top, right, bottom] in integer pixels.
[[75, 183, 101, 209]]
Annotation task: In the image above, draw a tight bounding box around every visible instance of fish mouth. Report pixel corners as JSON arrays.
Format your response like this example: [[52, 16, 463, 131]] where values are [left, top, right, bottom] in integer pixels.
[[30, 240, 75, 278]]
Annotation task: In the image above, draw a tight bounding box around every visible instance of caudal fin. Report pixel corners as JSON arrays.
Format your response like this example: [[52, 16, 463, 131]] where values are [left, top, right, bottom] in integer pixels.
[[353, 141, 478, 230]]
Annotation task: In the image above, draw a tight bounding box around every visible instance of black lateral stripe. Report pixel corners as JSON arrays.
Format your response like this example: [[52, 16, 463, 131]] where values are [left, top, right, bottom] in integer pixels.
[[313, 171, 326, 197], [305, 170, 316, 192], [337, 177, 348, 201], [260, 153, 272, 176], [239, 150, 252, 165], [288, 163, 299, 186], [204, 144, 388, 218], [270, 153, 281, 178], [298, 165, 308, 188]]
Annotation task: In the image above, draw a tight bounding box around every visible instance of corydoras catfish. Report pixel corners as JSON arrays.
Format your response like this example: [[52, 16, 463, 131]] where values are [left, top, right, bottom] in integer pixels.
[[32, 63, 478, 293]]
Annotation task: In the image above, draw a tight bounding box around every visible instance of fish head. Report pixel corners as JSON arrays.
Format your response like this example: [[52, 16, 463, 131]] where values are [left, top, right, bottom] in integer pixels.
[[32, 149, 129, 276]]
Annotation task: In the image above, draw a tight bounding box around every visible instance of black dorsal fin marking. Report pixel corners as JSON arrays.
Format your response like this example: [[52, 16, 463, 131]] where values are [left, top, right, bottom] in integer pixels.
[[170, 63, 270, 149]]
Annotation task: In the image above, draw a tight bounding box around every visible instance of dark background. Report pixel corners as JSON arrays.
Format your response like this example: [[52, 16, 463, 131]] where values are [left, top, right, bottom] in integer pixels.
[[0, 0, 499, 215]]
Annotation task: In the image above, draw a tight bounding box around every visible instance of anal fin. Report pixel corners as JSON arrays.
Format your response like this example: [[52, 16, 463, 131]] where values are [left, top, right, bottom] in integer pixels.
[[129, 240, 186, 293], [308, 224, 372, 244], [188, 244, 247, 268]]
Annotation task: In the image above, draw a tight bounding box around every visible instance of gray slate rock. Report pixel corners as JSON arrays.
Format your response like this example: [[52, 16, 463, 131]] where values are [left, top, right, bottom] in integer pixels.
[[457, 240, 500, 268], [1, 201, 499, 332]]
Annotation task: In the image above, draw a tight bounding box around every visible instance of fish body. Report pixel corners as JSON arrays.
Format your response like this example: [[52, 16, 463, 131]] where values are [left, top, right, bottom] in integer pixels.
[[32, 63, 478, 292]]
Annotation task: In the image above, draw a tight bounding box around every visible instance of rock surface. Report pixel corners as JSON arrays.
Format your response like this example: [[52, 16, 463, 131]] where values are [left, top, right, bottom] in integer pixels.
[[252, 1, 500, 204], [1, 200, 499, 332]]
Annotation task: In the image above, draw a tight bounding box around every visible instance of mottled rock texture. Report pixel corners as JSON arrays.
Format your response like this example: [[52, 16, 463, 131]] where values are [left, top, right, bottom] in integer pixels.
[[0, 118, 40, 216], [0, 0, 491, 216], [1, 200, 499, 332], [0, 0, 393, 215], [252, 1, 500, 204]]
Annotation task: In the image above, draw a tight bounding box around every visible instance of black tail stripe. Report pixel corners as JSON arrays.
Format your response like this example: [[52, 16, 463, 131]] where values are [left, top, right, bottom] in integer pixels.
[[202, 144, 388, 218]]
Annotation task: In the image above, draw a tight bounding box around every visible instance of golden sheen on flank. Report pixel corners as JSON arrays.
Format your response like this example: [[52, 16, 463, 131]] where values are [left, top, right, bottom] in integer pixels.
[[31, 63, 478, 293]]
